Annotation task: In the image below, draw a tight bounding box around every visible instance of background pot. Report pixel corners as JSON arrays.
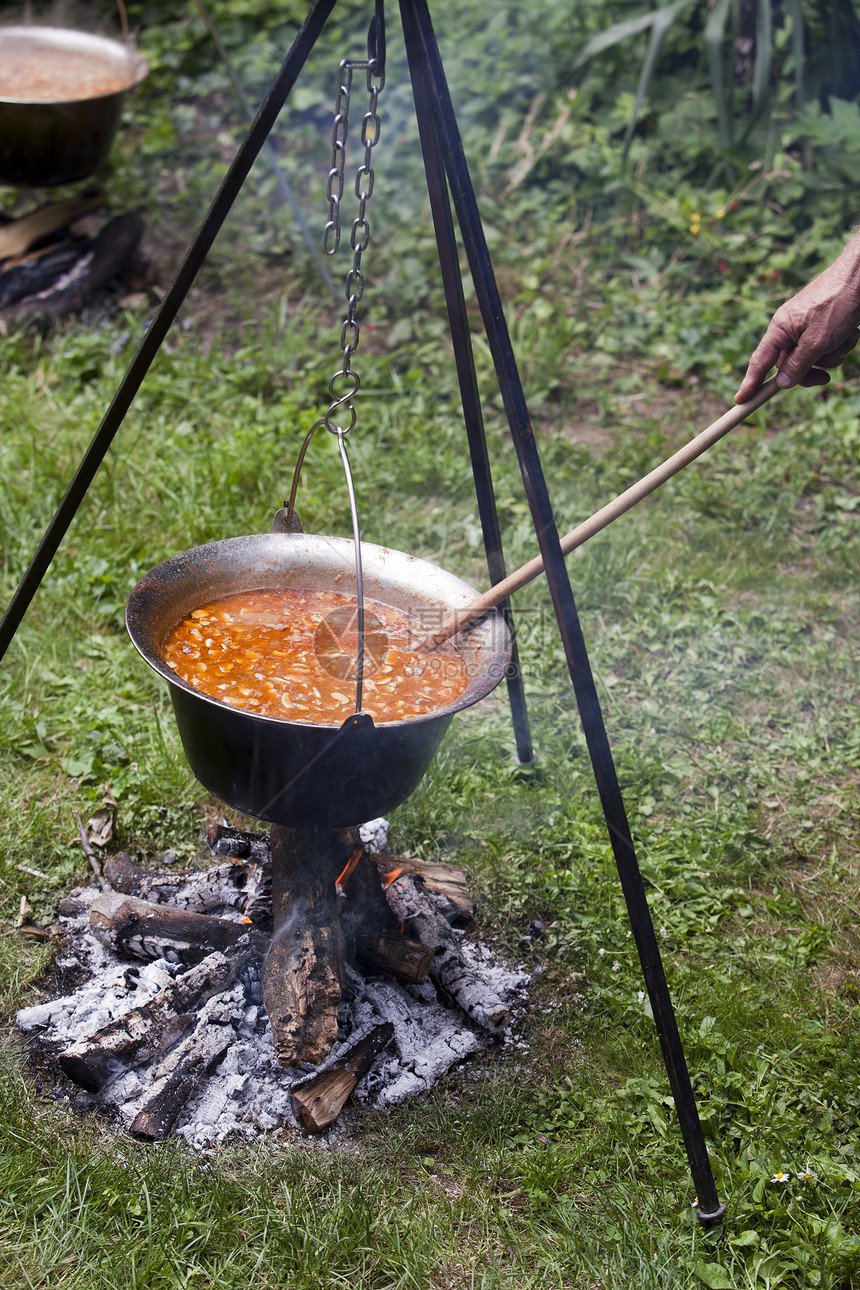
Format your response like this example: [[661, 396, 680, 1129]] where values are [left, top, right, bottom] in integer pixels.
[[0, 26, 149, 186], [126, 533, 512, 828]]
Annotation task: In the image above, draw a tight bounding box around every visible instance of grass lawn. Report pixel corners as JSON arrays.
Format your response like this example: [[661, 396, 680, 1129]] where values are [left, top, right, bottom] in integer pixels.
[[1, 2, 860, 1286]]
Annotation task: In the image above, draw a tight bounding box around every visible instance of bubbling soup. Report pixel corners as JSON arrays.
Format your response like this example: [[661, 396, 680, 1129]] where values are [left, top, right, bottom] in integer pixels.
[[162, 588, 468, 724]]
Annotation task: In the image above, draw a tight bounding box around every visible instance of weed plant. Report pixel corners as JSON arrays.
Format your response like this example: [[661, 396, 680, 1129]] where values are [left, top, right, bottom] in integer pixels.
[[1, 1, 860, 1286]]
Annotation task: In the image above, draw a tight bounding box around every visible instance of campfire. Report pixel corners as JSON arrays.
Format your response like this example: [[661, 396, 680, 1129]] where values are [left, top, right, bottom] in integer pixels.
[[16, 819, 530, 1145]]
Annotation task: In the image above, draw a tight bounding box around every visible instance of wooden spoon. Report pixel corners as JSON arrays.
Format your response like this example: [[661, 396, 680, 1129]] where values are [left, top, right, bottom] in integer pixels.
[[422, 376, 781, 650]]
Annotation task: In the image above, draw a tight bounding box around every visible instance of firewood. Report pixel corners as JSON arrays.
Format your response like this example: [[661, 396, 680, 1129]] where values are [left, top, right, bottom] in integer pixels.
[[0, 195, 104, 261], [355, 932, 434, 984], [58, 947, 250, 1091], [381, 873, 509, 1033], [4, 212, 144, 328], [330, 849, 436, 983], [374, 855, 475, 925], [290, 1022, 394, 1133], [261, 825, 350, 1069], [129, 1011, 233, 1140], [89, 891, 267, 964], [103, 852, 271, 924], [207, 824, 272, 865], [0, 240, 83, 308], [338, 848, 408, 944]]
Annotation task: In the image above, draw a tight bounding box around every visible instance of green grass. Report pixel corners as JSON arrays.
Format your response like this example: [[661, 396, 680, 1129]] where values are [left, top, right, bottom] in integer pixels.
[[2, 1, 860, 1285]]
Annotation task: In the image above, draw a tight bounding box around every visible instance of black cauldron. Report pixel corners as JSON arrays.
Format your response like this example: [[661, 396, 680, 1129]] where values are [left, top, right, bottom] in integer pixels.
[[126, 533, 511, 828]]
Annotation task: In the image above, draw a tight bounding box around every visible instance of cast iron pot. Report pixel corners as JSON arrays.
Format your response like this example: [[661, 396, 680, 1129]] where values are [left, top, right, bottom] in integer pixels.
[[126, 533, 512, 829], [0, 27, 149, 186]]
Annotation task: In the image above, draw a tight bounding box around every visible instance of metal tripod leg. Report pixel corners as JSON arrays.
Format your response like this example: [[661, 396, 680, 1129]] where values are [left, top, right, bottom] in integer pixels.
[[399, 0, 725, 1223], [404, 83, 534, 764]]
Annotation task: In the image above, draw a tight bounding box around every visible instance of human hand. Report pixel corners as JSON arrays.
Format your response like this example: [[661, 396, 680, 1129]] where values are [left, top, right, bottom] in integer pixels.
[[735, 237, 860, 404]]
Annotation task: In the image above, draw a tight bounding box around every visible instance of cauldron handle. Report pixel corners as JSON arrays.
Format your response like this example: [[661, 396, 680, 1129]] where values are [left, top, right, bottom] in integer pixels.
[[281, 419, 368, 715], [335, 426, 366, 716]]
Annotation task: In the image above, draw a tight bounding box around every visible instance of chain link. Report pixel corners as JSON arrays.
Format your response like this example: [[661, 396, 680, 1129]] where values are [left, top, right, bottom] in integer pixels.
[[320, 56, 384, 436]]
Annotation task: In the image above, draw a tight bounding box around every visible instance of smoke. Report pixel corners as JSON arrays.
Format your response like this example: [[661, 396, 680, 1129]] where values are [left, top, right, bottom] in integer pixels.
[[4, 1, 127, 38]]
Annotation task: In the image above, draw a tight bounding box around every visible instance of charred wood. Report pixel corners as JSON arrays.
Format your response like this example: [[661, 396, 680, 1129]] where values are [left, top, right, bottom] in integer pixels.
[[102, 852, 149, 892], [376, 856, 475, 926], [129, 1011, 233, 1141], [3, 212, 144, 328], [339, 848, 407, 946], [103, 851, 270, 925], [89, 891, 267, 964], [361, 981, 485, 1104], [290, 1022, 394, 1133], [334, 847, 434, 982], [355, 932, 434, 984], [0, 240, 84, 307], [381, 872, 509, 1033], [58, 947, 251, 1091], [262, 825, 350, 1069], [207, 824, 272, 865]]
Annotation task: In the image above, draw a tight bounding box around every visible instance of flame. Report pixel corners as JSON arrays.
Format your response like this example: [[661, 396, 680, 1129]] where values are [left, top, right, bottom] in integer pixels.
[[335, 846, 364, 890], [381, 867, 404, 891]]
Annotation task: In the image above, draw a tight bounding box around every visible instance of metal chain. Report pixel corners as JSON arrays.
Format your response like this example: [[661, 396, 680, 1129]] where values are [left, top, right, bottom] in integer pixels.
[[320, 55, 384, 436], [280, 49, 385, 716]]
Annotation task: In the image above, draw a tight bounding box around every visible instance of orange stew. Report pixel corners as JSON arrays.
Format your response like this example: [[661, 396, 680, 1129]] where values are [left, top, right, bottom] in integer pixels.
[[162, 588, 468, 724]]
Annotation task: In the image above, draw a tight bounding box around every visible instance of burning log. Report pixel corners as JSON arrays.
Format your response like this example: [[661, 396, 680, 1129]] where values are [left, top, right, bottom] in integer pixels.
[[337, 848, 435, 984], [57, 947, 250, 1091], [103, 851, 271, 924], [261, 825, 350, 1069], [290, 1022, 395, 1133], [0, 239, 83, 307], [89, 891, 266, 964], [378, 857, 475, 926], [15, 816, 530, 1141], [379, 867, 510, 1033]]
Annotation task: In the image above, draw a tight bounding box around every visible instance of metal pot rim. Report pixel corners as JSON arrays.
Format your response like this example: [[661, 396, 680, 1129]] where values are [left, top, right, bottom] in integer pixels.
[[126, 532, 510, 732]]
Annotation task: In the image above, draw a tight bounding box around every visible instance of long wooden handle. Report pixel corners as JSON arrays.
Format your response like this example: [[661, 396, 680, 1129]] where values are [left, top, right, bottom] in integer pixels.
[[424, 377, 781, 649]]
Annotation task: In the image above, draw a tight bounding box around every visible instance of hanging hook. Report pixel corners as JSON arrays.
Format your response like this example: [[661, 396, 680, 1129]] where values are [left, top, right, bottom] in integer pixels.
[[368, 0, 386, 80], [284, 420, 323, 524]]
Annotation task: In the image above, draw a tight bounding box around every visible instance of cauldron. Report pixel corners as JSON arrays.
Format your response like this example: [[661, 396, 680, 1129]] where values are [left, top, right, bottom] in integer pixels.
[[126, 533, 511, 828], [0, 27, 149, 186]]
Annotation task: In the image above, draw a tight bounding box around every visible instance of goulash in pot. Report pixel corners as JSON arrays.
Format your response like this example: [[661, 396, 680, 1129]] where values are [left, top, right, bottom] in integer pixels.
[[163, 588, 467, 724]]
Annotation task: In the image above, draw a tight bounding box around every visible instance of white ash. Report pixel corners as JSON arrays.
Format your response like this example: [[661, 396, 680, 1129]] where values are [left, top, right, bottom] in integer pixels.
[[16, 872, 530, 1148], [358, 817, 390, 853]]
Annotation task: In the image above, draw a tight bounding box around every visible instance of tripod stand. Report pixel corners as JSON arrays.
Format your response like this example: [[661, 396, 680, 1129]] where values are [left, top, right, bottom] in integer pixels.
[[0, 0, 725, 1222]]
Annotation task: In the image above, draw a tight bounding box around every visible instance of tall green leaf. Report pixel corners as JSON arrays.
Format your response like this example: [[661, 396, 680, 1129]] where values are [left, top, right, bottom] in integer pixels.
[[704, 0, 736, 149], [784, 0, 806, 108], [622, 5, 688, 162], [751, 0, 774, 118], [571, 0, 698, 71]]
